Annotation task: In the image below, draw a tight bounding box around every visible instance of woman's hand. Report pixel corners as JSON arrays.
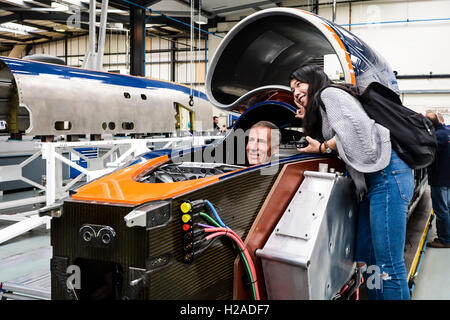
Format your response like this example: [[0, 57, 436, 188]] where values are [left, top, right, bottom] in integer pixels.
[[297, 136, 321, 153], [295, 105, 305, 119]]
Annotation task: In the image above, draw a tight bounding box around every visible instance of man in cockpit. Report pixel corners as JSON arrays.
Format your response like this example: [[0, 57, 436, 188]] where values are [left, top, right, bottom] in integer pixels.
[[246, 121, 281, 165]]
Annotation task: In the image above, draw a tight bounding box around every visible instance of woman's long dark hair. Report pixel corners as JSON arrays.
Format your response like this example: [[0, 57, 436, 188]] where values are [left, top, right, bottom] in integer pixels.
[[289, 64, 358, 139]]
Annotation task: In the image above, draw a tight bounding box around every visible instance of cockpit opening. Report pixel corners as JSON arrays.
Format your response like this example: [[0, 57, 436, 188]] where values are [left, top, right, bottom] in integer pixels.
[[136, 98, 304, 183]]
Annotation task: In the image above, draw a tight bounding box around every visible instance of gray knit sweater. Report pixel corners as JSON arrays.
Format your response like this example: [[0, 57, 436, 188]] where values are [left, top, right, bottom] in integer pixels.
[[320, 87, 391, 194]]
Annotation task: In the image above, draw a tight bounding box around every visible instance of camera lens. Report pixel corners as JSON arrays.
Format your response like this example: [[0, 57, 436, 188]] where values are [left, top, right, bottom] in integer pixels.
[[296, 139, 309, 149]]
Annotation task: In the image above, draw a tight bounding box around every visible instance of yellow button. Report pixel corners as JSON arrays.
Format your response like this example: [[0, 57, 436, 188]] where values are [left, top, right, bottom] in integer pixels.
[[182, 214, 192, 223], [180, 202, 192, 213]]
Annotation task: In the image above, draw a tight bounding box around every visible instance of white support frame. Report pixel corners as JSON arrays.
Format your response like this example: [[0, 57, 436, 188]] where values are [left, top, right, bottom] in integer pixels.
[[39, 136, 221, 206], [0, 150, 46, 211], [0, 135, 222, 245], [0, 214, 51, 245]]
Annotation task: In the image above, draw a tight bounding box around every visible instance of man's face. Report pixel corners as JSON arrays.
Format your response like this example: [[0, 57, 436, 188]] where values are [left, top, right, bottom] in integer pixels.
[[246, 127, 275, 165], [213, 117, 219, 124]]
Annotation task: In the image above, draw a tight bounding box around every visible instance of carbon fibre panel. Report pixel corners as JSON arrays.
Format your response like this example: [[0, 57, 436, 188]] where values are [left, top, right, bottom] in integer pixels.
[[51, 164, 281, 299]]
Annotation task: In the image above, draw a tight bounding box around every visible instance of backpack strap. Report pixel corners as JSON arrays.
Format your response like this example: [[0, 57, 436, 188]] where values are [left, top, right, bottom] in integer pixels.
[[316, 86, 328, 112], [316, 84, 360, 112], [316, 85, 342, 112]]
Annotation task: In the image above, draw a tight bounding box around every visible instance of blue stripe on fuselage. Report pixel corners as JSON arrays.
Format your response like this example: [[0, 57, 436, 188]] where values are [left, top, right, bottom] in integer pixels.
[[1, 56, 208, 100]]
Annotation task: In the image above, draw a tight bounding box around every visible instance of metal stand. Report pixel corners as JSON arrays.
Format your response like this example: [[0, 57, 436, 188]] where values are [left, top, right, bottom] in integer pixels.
[[82, 0, 109, 70]]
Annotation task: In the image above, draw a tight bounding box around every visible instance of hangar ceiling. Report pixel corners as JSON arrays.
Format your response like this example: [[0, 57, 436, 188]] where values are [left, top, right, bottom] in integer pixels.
[[0, 1, 375, 52], [0, 0, 285, 51]]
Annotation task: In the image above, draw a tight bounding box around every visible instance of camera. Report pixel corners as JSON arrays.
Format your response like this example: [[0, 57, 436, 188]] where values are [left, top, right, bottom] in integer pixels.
[[296, 138, 309, 149]]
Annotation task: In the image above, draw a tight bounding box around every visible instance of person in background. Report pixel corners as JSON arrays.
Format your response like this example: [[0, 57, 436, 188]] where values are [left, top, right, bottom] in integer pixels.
[[437, 112, 446, 125], [290, 64, 414, 300], [228, 119, 237, 130], [221, 124, 228, 134], [425, 111, 450, 248], [0, 120, 7, 131], [213, 116, 220, 134]]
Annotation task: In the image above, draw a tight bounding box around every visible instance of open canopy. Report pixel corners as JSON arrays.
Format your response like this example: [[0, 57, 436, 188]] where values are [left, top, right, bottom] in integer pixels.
[[206, 8, 399, 111]]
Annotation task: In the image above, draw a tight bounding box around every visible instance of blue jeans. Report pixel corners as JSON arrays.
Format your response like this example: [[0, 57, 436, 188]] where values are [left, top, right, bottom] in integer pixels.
[[355, 150, 414, 300], [430, 185, 450, 245]]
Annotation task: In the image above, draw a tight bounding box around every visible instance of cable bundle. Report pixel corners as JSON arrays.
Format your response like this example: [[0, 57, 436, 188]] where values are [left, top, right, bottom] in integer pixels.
[[187, 200, 260, 300]]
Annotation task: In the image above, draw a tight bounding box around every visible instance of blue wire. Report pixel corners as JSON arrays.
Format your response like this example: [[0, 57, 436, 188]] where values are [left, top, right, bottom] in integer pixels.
[[340, 17, 450, 27], [205, 200, 229, 229]]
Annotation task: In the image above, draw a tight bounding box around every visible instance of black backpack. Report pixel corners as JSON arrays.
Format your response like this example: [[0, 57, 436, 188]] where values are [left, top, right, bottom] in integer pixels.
[[318, 82, 437, 169]]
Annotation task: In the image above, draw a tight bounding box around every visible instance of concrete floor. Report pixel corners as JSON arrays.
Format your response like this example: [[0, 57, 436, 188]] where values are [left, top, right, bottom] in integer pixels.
[[0, 189, 51, 292], [411, 220, 450, 300], [0, 223, 50, 282]]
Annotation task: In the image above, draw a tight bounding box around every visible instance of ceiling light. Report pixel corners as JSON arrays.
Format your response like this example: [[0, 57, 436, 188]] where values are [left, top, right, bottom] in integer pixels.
[[94, 22, 124, 30], [21, 1, 70, 12], [51, 2, 69, 11], [145, 23, 166, 27], [54, 27, 67, 32], [0, 22, 37, 32], [108, 23, 124, 30], [0, 27, 28, 36], [194, 14, 208, 25]]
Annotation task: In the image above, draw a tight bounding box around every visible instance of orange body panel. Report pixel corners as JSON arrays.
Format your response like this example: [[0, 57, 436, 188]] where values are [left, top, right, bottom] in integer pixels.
[[72, 155, 233, 205], [300, 9, 357, 86], [322, 23, 357, 85]]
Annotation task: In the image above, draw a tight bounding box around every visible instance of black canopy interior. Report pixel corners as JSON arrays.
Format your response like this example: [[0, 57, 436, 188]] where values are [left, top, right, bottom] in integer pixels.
[[210, 15, 336, 106]]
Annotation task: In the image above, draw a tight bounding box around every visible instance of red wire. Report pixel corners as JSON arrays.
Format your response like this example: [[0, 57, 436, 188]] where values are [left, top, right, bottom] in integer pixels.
[[204, 228, 250, 264], [204, 229, 256, 278], [339, 272, 364, 299], [355, 275, 364, 300], [339, 284, 349, 296], [204, 228, 260, 300], [204, 228, 248, 254], [206, 231, 260, 300]]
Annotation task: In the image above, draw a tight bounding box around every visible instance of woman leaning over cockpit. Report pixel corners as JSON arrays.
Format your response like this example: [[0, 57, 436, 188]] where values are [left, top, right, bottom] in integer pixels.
[[290, 64, 414, 300]]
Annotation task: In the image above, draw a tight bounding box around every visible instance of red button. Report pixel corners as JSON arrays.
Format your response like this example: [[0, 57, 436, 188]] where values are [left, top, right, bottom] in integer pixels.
[[182, 224, 191, 231]]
